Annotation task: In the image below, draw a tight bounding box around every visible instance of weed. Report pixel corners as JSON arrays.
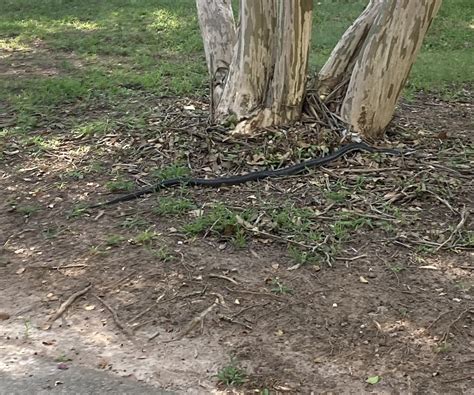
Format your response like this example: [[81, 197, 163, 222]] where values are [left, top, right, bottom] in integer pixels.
[[182, 204, 253, 237], [62, 170, 84, 181], [121, 216, 149, 229], [153, 196, 195, 216], [434, 343, 451, 354], [270, 205, 314, 235], [42, 226, 63, 240], [133, 230, 159, 245], [23, 319, 31, 339], [105, 178, 135, 192], [331, 213, 373, 240], [89, 245, 108, 256], [14, 204, 41, 217], [55, 354, 73, 363], [270, 278, 293, 295], [151, 164, 190, 181], [231, 229, 247, 249], [105, 234, 125, 247], [216, 358, 246, 387], [288, 246, 318, 266], [67, 204, 88, 219], [73, 119, 115, 138], [390, 265, 405, 273], [149, 246, 174, 262]]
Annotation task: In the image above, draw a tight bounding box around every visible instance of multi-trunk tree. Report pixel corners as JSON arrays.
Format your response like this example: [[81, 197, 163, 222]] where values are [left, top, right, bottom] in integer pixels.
[[196, 0, 442, 140]]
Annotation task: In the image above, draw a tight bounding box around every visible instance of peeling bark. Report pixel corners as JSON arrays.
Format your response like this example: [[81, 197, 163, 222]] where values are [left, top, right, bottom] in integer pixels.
[[316, 0, 384, 96], [215, 0, 313, 134], [196, 0, 236, 104], [341, 0, 443, 139], [197, 0, 441, 140], [215, 0, 277, 123]]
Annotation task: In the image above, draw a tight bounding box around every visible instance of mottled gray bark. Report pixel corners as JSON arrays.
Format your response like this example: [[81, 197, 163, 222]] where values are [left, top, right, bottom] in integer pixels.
[[197, 0, 441, 140], [316, 0, 384, 97], [337, 0, 442, 139], [195, 0, 236, 105], [215, 0, 313, 134]]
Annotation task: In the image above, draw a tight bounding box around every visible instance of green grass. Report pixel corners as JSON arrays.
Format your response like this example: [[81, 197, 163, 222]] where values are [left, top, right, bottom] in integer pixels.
[[216, 358, 246, 387], [153, 196, 195, 216], [0, 0, 471, 134]]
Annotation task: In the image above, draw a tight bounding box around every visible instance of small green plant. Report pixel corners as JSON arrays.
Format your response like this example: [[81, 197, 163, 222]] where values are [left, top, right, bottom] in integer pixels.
[[89, 245, 108, 256], [149, 246, 174, 262], [121, 216, 149, 229], [15, 204, 41, 217], [72, 119, 115, 138], [105, 178, 134, 192], [133, 230, 159, 245], [182, 204, 252, 237], [332, 213, 372, 240], [62, 170, 84, 180], [434, 342, 451, 354], [231, 229, 247, 249], [270, 205, 314, 235], [390, 265, 405, 273], [106, 234, 126, 247], [325, 189, 350, 203], [270, 278, 293, 295], [55, 354, 73, 363], [216, 358, 246, 387], [23, 319, 31, 339], [153, 196, 195, 216], [42, 226, 63, 240], [67, 204, 88, 219], [151, 164, 190, 181], [288, 246, 317, 266]]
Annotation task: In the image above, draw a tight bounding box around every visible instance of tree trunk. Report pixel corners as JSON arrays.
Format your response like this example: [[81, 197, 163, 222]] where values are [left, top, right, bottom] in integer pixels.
[[197, 0, 441, 139], [215, 0, 278, 126], [198, 0, 313, 134], [318, 0, 442, 139], [195, 0, 236, 106], [316, 0, 384, 97]]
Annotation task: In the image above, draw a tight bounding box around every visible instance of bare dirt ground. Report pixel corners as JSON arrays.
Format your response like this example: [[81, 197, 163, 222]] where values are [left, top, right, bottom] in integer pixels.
[[1, 83, 473, 393]]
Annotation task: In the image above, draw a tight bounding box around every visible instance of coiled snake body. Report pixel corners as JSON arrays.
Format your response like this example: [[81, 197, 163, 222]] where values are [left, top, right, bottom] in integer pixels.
[[89, 142, 410, 208]]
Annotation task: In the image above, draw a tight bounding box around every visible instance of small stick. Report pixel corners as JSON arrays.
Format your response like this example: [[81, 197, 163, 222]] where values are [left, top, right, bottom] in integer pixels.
[[209, 274, 239, 285], [93, 294, 133, 337], [441, 373, 473, 384], [127, 292, 165, 326], [436, 207, 469, 251], [30, 264, 88, 270], [334, 254, 367, 261], [219, 314, 252, 330], [426, 310, 452, 331], [441, 309, 473, 343], [150, 300, 219, 342], [46, 283, 92, 329]]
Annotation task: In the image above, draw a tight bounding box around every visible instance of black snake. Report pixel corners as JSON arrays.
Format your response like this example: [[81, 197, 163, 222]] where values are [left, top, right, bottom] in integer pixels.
[[89, 141, 411, 209]]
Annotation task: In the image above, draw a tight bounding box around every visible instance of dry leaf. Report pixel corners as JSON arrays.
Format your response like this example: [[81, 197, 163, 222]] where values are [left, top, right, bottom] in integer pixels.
[[359, 276, 369, 284]]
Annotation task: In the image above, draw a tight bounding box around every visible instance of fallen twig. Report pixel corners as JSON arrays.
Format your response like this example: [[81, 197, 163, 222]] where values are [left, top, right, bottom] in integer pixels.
[[441, 309, 473, 343], [45, 283, 92, 329], [150, 299, 220, 342], [209, 273, 239, 285], [441, 373, 473, 384], [30, 264, 88, 270], [127, 292, 165, 326], [219, 314, 252, 330], [334, 254, 367, 261], [102, 270, 137, 292], [93, 294, 133, 337], [436, 206, 469, 251]]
